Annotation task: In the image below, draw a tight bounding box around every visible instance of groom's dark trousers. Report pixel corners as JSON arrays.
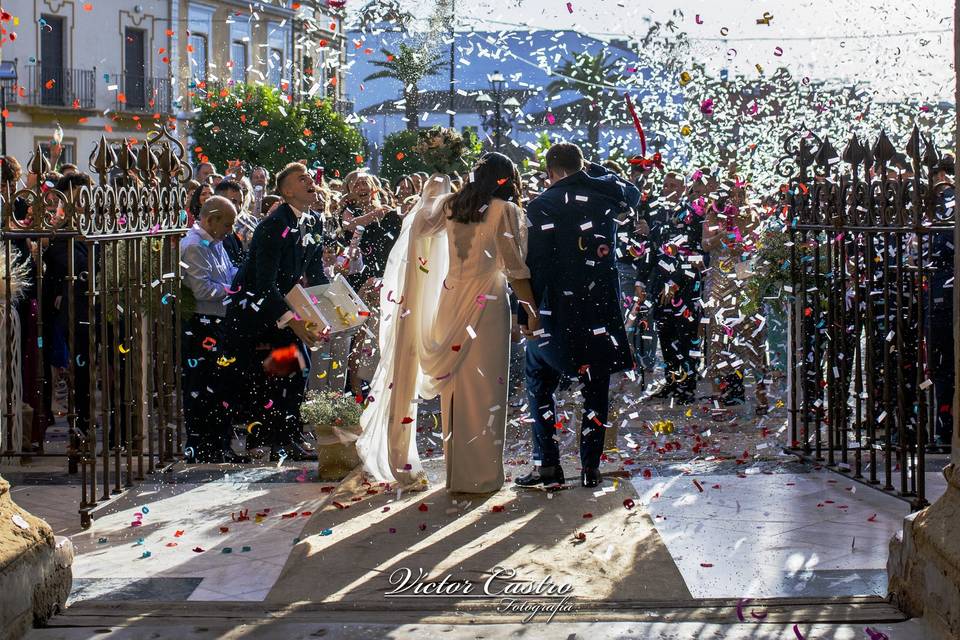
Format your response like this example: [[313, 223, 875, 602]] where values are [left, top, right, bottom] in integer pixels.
[[526, 340, 609, 468]]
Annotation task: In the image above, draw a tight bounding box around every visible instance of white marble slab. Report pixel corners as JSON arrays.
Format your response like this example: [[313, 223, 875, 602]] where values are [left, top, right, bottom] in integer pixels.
[[631, 469, 911, 598]]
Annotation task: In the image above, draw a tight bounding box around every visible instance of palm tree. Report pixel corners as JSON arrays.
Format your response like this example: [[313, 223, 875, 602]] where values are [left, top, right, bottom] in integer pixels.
[[546, 51, 623, 151], [364, 44, 446, 131]]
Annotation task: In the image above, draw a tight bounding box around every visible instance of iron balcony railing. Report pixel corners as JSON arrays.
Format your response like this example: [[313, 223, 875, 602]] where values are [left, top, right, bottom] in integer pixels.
[[108, 74, 173, 113], [21, 64, 96, 109]]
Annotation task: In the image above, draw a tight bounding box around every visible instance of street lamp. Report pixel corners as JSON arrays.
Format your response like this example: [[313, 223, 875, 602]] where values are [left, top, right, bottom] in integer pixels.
[[476, 70, 516, 151], [0, 61, 17, 157]]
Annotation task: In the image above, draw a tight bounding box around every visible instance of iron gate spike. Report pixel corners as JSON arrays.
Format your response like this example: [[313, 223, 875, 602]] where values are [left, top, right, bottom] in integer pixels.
[[842, 134, 865, 166], [905, 125, 921, 161], [814, 137, 839, 168], [28, 144, 50, 177], [871, 130, 895, 166], [921, 134, 939, 167]]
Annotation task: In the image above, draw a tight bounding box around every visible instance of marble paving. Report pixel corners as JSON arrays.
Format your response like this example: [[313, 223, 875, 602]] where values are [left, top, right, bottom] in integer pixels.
[[632, 466, 917, 599], [11, 465, 336, 603]]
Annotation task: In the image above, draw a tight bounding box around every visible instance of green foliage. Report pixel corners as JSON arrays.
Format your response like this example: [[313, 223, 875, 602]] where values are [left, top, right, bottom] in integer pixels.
[[301, 389, 364, 426], [379, 126, 482, 184], [190, 84, 365, 178], [380, 129, 431, 184], [742, 217, 792, 317]]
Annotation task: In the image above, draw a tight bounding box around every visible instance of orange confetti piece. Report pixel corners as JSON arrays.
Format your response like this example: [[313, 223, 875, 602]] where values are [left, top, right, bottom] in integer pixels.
[[117, 92, 126, 104], [44, 79, 55, 90], [396, 152, 405, 160], [303, 128, 312, 136], [83, 2, 93, 10]]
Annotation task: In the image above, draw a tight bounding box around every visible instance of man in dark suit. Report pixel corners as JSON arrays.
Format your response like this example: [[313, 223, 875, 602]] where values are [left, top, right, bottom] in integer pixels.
[[516, 143, 641, 488], [224, 162, 327, 461]]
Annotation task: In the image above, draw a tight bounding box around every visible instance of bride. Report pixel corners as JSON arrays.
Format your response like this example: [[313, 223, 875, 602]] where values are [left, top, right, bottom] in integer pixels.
[[356, 152, 539, 493]]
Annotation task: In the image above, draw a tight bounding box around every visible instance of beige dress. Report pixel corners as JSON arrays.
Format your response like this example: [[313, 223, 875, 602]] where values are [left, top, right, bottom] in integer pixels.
[[356, 176, 529, 494], [429, 199, 530, 493]]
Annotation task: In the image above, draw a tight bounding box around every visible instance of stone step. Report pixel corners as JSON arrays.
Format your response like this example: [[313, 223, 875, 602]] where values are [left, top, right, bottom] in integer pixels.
[[37, 595, 905, 627], [24, 610, 934, 640]]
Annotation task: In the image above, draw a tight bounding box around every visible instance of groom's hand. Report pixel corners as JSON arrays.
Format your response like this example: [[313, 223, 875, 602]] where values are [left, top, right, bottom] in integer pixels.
[[520, 314, 541, 339]]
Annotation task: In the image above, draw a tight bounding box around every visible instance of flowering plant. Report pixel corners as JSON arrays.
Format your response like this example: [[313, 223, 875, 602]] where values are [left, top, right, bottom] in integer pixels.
[[412, 126, 480, 175], [301, 389, 363, 426]]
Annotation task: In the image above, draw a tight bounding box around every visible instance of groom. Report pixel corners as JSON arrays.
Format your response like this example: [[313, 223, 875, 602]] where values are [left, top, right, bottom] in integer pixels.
[[516, 143, 641, 488]]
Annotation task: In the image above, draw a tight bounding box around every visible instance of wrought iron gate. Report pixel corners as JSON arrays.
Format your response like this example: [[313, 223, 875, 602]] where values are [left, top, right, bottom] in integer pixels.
[[1, 125, 190, 527], [783, 126, 954, 511]]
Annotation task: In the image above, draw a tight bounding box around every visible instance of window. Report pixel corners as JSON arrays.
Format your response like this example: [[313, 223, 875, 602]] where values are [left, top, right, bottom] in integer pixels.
[[268, 48, 283, 87], [267, 21, 290, 89], [187, 3, 214, 85], [230, 41, 247, 84], [189, 33, 208, 83], [34, 137, 76, 166]]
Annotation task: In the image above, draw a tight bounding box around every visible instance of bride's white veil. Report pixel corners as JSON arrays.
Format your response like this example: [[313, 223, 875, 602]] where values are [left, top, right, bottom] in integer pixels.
[[355, 174, 452, 487]]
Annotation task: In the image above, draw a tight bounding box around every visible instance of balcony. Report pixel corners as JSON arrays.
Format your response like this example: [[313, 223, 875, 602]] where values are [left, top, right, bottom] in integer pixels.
[[20, 64, 96, 109], [108, 74, 173, 113]]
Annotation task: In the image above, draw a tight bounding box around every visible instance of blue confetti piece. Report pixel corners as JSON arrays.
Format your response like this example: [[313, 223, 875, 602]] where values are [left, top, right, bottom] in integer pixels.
[[141, 551, 152, 559], [320, 529, 333, 536]]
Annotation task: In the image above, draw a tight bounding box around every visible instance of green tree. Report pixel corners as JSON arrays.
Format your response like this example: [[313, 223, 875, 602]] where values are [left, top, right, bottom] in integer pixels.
[[190, 84, 365, 178], [364, 44, 446, 131], [546, 51, 623, 152], [379, 127, 482, 185], [379, 129, 431, 184]]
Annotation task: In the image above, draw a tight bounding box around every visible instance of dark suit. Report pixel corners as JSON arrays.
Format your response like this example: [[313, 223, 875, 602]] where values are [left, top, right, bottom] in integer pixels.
[[223, 203, 328, 449], [644, 202, 705, 397], [520, 164, 640, 469], [41, 238, 94, 438]]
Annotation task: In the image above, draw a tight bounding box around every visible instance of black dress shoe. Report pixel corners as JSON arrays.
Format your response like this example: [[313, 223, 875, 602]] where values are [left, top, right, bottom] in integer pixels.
[[514, 465, 565, 488], [581, 467, 602, 488], [221, 449, 252, 464]]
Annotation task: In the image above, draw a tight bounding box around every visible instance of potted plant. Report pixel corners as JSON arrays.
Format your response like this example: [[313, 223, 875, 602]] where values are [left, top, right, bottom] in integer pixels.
[[300, 389, 364, 481]]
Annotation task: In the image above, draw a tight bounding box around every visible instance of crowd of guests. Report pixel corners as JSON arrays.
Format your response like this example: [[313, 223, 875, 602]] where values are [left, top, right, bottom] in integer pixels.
[[0, 141, 954, 462]]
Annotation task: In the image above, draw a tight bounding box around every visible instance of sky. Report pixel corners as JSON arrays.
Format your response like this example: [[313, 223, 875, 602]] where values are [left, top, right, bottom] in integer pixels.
[[348, 0, 956, 100]]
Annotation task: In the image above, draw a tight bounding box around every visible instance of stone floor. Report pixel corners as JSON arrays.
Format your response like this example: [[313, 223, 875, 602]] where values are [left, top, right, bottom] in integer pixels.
[[24, 618, 939, 640], [5, 372, 951, 638]]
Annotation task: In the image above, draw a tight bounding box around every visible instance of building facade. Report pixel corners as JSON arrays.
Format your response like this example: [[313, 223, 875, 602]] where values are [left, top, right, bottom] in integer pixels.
[[0, 0, 345, 169]]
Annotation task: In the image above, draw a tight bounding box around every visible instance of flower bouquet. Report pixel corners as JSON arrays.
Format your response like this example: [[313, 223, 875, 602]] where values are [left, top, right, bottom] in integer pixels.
[[412, 126, 480, 176], [301, 389, 364, 481]]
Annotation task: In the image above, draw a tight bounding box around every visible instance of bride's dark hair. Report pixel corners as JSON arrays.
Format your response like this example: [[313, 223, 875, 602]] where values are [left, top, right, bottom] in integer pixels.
[[445, 152, 521, 224]]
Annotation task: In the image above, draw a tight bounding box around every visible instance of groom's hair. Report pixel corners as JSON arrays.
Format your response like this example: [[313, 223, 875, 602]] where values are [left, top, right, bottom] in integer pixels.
[[545, 143, 584, 175]]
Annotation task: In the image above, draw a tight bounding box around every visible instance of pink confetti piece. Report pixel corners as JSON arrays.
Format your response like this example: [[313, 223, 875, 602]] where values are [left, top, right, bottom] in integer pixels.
[[865, 628, 889, 640], [736, 598, 749, 622], [264, 399, 274, 409], [566, 1, 573, 12], [281, 226, 290, 238], [793, 625, 805, 640]]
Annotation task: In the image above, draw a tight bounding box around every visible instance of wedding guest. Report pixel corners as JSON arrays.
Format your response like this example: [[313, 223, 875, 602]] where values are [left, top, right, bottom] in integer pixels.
[[223, 162, 326, 461], [196, 161, 216, 184], [214, 179, 250, 267], [180, 195, 249, 463], [928, 154, 954, 451], [701, 184, 768, 413], [187, 182, 213, 227]]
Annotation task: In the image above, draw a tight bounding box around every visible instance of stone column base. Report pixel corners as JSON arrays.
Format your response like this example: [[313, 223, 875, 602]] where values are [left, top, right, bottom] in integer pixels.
[[888, 463, 960, 639], [0, 475, 74, 640]]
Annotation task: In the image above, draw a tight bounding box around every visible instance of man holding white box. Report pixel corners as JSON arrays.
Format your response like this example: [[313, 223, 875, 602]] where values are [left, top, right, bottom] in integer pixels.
[[224, 162, 328, 461]]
